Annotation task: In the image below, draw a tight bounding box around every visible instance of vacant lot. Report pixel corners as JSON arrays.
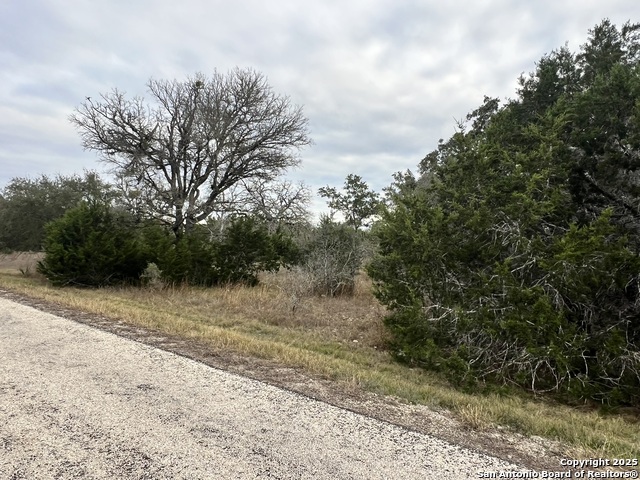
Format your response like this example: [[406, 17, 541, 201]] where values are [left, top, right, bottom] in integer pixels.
[[0, 252, 638, 469]]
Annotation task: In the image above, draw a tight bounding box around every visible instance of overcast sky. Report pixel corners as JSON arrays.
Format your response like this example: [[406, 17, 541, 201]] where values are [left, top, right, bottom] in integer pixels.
[[1, 1, 637, 217]]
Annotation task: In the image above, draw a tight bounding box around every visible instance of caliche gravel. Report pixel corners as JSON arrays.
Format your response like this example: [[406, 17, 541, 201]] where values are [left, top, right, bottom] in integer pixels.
[[0, 296, 526, 479]]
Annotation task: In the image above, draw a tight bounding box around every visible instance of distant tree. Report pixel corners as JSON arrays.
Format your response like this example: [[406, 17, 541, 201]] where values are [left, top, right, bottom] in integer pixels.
[[0, 171, 113, 251], [70, 69, 311, 238], [318, 174, 381, 230]]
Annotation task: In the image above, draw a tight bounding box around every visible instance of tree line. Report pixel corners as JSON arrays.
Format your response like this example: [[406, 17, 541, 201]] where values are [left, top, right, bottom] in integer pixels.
[[0, 169, 378, 293]]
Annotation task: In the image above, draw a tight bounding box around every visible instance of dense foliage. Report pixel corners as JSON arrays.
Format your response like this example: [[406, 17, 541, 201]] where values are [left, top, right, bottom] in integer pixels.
[[144, 217, 299, 286], [369, 20, 640, 405], [37, 204, 299, 288], [0, 172, 112, 251], [37, 202, 146, 287], [211, 217, 300, 285]]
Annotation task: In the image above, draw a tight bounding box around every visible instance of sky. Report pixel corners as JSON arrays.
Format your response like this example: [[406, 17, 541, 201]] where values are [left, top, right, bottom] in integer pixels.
[[1, 0, 638, 218]]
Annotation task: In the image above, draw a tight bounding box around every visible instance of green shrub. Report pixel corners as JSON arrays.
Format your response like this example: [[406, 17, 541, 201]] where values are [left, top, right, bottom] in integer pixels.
[[369, 185, 640, 405], [141, 217, 296, 287], [211, 217, 294, 286], [140, 225, 217, 286], [37, 202, 146, 287], [36, 206, 299, 288]]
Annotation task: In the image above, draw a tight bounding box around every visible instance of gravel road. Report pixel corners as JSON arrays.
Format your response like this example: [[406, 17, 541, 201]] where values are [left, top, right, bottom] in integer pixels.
[[0, 296, 528, 479]]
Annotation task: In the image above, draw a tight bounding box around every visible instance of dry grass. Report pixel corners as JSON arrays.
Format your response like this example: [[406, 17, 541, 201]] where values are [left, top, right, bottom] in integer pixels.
[[0, 251, 43, 276], [0, 253, 638, 460]]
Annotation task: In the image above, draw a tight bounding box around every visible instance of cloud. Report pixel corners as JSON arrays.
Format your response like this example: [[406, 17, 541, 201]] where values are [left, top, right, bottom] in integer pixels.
[[1, 0, 636, 219]]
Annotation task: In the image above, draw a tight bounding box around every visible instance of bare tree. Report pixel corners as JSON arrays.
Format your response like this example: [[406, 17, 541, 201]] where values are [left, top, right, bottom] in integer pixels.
[[214, 179, 311, 230], [70, 68, 311, 236]]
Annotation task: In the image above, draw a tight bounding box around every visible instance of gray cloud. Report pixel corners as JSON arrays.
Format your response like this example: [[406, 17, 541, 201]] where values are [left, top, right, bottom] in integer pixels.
[[1, 0, 637, 218]]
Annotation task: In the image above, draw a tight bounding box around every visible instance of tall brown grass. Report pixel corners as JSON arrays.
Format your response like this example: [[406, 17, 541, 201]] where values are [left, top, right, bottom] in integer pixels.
[[0, 251, 43, 275]]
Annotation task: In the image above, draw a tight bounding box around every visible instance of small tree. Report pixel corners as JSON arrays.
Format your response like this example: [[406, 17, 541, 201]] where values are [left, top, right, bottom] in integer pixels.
[[147, 226, 219, 286], [212, 217, 296, 285], [318, 174, 381, 230], [70, 69, 311, 238], [37, 202, 146, 287]]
